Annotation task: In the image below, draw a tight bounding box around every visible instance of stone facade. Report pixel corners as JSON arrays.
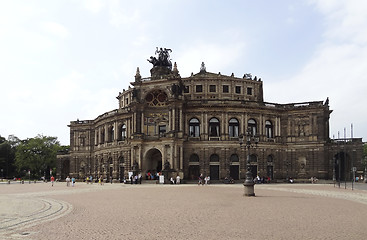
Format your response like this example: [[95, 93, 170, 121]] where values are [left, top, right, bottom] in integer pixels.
[[57, 50, 364, 182]]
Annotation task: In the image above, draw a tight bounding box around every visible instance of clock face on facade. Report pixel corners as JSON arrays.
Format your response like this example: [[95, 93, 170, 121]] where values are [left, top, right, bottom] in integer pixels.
[[145, 90, 168, 106]]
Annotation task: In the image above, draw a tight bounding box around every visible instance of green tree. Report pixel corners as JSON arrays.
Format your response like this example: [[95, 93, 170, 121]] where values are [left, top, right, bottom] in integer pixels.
[[15, 135, 60, 179], [0, 135, 17, 179]]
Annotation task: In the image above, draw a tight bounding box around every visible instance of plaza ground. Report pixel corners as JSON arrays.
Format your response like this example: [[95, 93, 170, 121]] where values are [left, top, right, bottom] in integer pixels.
[[1, 181, 367, 239]]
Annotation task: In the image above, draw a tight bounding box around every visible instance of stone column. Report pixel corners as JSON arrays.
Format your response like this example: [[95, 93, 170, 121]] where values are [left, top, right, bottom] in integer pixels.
[[180, 109, 183, 133], [168, 109, 171, 131], [172, 108, 176, 131], [180, 146, 183, 170]]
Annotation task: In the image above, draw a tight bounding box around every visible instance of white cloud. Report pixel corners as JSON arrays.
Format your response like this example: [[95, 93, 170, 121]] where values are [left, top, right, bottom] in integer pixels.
[[81, 0, 105, 14], [42, 21, 70, 39], [107, 1, 141, 27], [49, 71, 85, 106], [266, 0, 367, 138], [310, 0, 367, 44]]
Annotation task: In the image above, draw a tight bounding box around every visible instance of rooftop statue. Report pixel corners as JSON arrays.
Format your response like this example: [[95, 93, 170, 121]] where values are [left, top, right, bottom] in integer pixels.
[[147, 47, 172, 70]]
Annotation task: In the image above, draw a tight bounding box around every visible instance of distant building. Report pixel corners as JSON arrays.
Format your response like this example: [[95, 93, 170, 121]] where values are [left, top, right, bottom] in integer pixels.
[[57, 48, 364, 182]]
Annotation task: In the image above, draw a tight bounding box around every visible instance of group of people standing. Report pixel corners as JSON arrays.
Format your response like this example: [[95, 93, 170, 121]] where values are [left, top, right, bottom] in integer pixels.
[[65, 176, 76, 187], [145, 171, 161, 180], [198, 174, 210, 185], [130, 174, 143, 184], [170, 175, 181, 184], [254, 175, 271, 184]]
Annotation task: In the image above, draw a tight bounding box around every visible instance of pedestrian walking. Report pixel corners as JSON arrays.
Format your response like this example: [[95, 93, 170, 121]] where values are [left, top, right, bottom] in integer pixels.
[[99, 175, 103, 185], [134, 175, 138, 184], [198, 174, 203, 185], [66, 176, 70, 187], [50, 175, 55, 186], [71, 177, 75, 187]]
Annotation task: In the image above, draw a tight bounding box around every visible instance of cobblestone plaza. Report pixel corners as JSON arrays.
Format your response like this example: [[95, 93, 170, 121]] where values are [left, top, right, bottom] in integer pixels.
[[1, 182, 367, 239]]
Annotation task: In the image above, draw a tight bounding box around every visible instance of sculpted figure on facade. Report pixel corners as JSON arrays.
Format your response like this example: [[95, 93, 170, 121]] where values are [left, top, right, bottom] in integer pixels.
[[147, 47, 172, 69]]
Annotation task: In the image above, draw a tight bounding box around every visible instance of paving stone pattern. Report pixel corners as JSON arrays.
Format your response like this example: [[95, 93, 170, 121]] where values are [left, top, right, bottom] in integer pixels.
[[1, 182, 367, 239]]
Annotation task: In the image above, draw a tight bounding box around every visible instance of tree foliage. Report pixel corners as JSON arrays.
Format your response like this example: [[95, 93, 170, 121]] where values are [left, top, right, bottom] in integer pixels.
[[0, 135, 17, 178], [15, 135, 61, 178]]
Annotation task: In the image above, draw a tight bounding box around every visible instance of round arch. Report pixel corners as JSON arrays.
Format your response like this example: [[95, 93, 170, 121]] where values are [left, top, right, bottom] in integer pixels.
[[334, 152, 351, 181], [143, 148, 163, 175]]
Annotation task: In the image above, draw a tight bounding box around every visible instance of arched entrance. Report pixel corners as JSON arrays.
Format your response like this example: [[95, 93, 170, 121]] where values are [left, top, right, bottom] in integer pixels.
[[249, 154, 258, 179], [188, 154, 200, 180], [60, 159, 70, 180], [334, 152, 350, 181], [144, 148, 163, 177], [229, 154, 239, 180], [209, 154, 220, 180]]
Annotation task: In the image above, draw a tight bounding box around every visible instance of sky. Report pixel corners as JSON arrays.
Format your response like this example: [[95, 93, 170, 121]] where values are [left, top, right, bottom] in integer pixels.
[[1, 0, 366, 145]]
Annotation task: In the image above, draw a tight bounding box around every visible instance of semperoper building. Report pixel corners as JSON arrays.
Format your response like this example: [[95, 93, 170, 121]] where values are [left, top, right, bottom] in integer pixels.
[[57, 48, 364, 183]]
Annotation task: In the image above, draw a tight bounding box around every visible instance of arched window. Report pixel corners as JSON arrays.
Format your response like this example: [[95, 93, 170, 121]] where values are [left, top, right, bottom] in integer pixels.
[[209, 118, 220, 137], [109, 157, 113, 164], [265, 120, 273, 138], [267, 155, 273, 163], [95, 131, 99, 145], [210, 154, 220, 162], [247, 119, 257, 136], [101, 128, 105, 144], [189, 154, 199, 162], [249, 154, 257, 163], [108, 126, 114, 142], [230, 154, 239, 162], [229, 118, 239, 137], [189, 118, 200, 137], [121, 124, 126, 140], [79, 134, 86, 146]]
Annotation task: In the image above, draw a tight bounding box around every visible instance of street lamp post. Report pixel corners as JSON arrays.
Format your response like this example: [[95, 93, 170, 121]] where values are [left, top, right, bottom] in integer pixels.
[[332, 157, 336, 187], [239, 127, 258, 197]]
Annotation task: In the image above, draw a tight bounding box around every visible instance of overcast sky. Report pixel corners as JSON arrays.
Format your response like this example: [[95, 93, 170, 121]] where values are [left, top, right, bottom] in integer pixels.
[[1, 0, 366, 145]]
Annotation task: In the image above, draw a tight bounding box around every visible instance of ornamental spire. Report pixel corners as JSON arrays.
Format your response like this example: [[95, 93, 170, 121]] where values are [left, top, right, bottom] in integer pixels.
[[173, 62, 179, 75], [135, 67, 141, 82]]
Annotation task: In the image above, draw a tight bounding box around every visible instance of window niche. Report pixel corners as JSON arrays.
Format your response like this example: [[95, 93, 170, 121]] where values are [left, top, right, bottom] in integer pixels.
[[189, 118, 200, 137], [235, 86, 241, 94], [209, 118, 220, 139], [196, 85, 203, 93]]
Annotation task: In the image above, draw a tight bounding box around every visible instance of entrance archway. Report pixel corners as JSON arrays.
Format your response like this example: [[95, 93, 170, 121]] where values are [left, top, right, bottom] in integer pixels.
[[230, 165, 239, 180], [144, 148, 163, 177], [334, 152, 350, 181], [61, 159, 70, 180]]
